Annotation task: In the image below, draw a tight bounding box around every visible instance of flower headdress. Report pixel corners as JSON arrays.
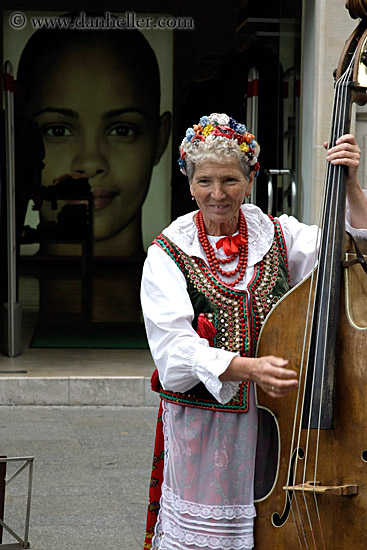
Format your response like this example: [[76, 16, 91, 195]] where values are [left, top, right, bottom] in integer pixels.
[[178, 113, 260, 177]]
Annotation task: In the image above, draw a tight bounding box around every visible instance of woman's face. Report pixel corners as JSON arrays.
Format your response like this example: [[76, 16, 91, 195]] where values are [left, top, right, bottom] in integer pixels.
[[189, 159, 253, 233], [25, 44, 161, 241]]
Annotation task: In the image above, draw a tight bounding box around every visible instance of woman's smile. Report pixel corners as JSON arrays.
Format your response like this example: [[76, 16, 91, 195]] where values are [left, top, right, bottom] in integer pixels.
[[209, 204, 230, 210]]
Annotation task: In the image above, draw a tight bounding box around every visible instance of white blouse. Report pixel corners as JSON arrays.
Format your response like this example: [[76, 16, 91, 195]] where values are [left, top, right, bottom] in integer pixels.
[[141, 203, 367, 405]]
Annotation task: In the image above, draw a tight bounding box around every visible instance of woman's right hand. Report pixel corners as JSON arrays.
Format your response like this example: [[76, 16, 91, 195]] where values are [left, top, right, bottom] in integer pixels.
[[219, 355, 299, 398]]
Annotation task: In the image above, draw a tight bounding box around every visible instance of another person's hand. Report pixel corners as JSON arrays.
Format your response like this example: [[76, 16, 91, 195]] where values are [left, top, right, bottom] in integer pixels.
[[219, 355, 298, 398]]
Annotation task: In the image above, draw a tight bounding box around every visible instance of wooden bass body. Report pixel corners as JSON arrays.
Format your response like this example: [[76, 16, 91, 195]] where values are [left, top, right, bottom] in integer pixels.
[[253, 238, 367, 549]]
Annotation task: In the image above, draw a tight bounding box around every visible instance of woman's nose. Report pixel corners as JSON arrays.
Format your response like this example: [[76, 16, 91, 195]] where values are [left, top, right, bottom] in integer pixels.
[[71, 138, 108, 179], [211, 182, 226, 200]]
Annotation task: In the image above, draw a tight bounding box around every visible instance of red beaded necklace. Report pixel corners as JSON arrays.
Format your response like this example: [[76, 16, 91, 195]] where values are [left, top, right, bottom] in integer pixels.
[[195, 209, 249, 287]]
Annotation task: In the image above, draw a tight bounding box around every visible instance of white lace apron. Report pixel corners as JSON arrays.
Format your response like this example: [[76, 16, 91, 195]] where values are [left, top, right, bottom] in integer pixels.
[[152, 385, 258, 550]]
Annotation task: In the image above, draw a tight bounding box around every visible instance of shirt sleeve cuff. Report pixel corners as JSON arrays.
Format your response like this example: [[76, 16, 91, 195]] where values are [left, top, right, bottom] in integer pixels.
[[346, 189, 367, 238], [191, 344, 240, 404], [345, 219, 367, 239]]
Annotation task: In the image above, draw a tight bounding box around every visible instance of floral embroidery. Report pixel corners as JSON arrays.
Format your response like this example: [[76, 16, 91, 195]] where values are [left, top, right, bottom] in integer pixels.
[[152, 450, 164, 470], [148, 501, 160, 515], [150, 478, 159, 488]]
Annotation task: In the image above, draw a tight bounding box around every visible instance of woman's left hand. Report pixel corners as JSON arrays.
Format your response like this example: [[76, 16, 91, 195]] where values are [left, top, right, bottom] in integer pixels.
[[324, 133, 361, 187], [324, 133, 367, 228]]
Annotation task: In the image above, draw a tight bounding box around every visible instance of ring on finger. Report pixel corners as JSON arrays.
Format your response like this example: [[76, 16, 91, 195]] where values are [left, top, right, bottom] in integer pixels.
[[271, 385, 274, 391]]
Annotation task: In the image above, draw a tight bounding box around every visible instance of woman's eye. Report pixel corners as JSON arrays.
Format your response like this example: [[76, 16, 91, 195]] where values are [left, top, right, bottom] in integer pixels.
[[109, 125, 135, 137], [44, 125, 72, 138]]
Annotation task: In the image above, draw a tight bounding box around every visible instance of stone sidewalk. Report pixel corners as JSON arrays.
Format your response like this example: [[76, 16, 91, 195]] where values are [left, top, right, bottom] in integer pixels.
[[0, 405, 158, 550]]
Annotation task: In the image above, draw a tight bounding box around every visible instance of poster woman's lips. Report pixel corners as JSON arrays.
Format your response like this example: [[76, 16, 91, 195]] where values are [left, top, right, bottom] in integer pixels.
[[92, 189, 119, 211], [65, 190, 119, 210]]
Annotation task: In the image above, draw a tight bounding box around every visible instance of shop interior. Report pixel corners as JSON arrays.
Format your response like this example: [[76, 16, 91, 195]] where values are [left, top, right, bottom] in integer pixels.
[[0, 0, 302, 367]]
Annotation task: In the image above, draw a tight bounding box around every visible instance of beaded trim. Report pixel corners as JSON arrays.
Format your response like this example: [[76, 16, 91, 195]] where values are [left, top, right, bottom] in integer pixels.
[[248, 219, 290, 348], [160, 382, 249, 413], [153, 218, 289, 412]]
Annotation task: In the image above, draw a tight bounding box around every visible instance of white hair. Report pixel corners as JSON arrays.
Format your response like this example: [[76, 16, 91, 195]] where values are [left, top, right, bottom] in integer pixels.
[[184, 137, 252, 182]]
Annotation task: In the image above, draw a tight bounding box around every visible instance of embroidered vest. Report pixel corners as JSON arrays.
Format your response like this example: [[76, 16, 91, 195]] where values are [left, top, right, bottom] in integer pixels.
[[153, 218, 290, 413]]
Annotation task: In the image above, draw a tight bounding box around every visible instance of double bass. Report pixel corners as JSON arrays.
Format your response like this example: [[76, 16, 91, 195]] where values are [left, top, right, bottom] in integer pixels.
[[254, 3, 367, 548]]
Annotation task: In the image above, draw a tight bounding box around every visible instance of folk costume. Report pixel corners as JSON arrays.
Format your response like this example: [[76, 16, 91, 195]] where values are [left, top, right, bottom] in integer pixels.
[[141, 113, 367, 550], [141, 204, 321, 550]]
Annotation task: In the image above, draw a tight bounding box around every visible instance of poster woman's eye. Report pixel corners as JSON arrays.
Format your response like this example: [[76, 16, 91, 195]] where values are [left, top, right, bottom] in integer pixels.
[[43, 125, 73, 138], [108, 125, 136, 138]]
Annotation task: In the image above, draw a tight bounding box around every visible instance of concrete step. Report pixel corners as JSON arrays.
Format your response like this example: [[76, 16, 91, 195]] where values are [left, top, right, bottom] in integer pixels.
[[1, 311, 160, 406], [0, 375, 160, 407]]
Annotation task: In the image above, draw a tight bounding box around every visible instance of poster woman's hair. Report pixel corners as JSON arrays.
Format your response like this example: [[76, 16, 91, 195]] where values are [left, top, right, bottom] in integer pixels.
[[16, 11, 161, 113]]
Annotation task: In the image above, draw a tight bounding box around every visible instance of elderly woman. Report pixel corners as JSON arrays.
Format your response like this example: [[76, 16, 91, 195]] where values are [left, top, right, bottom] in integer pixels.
[[141, 113, 367, 550]]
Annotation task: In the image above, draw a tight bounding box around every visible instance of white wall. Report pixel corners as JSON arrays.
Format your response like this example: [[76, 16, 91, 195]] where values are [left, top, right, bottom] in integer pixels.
[[300, 0, 358, 224]]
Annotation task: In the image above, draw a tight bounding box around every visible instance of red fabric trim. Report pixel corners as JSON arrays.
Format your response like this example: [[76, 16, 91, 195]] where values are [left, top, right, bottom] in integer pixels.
[[245, 292, 252, 359], [150, 369, 161, 393], [144, 402, 164, 549], [152, 236, 164, 250], [272, 218, 290, 283], [275, 220, 288, 264]]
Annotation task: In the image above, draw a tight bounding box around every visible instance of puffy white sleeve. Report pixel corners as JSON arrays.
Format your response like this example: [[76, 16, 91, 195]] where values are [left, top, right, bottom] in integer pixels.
[[277, 215, 319, 287], [141, 244, 239, 404]]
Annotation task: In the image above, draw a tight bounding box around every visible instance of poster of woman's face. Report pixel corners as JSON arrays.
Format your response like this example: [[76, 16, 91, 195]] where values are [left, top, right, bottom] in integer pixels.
[[3, 10, 172, 257]]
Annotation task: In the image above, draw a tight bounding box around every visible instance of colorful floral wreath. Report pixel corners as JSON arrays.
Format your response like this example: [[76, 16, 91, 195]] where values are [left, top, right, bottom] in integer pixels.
[[178, 113, 260, 177]]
